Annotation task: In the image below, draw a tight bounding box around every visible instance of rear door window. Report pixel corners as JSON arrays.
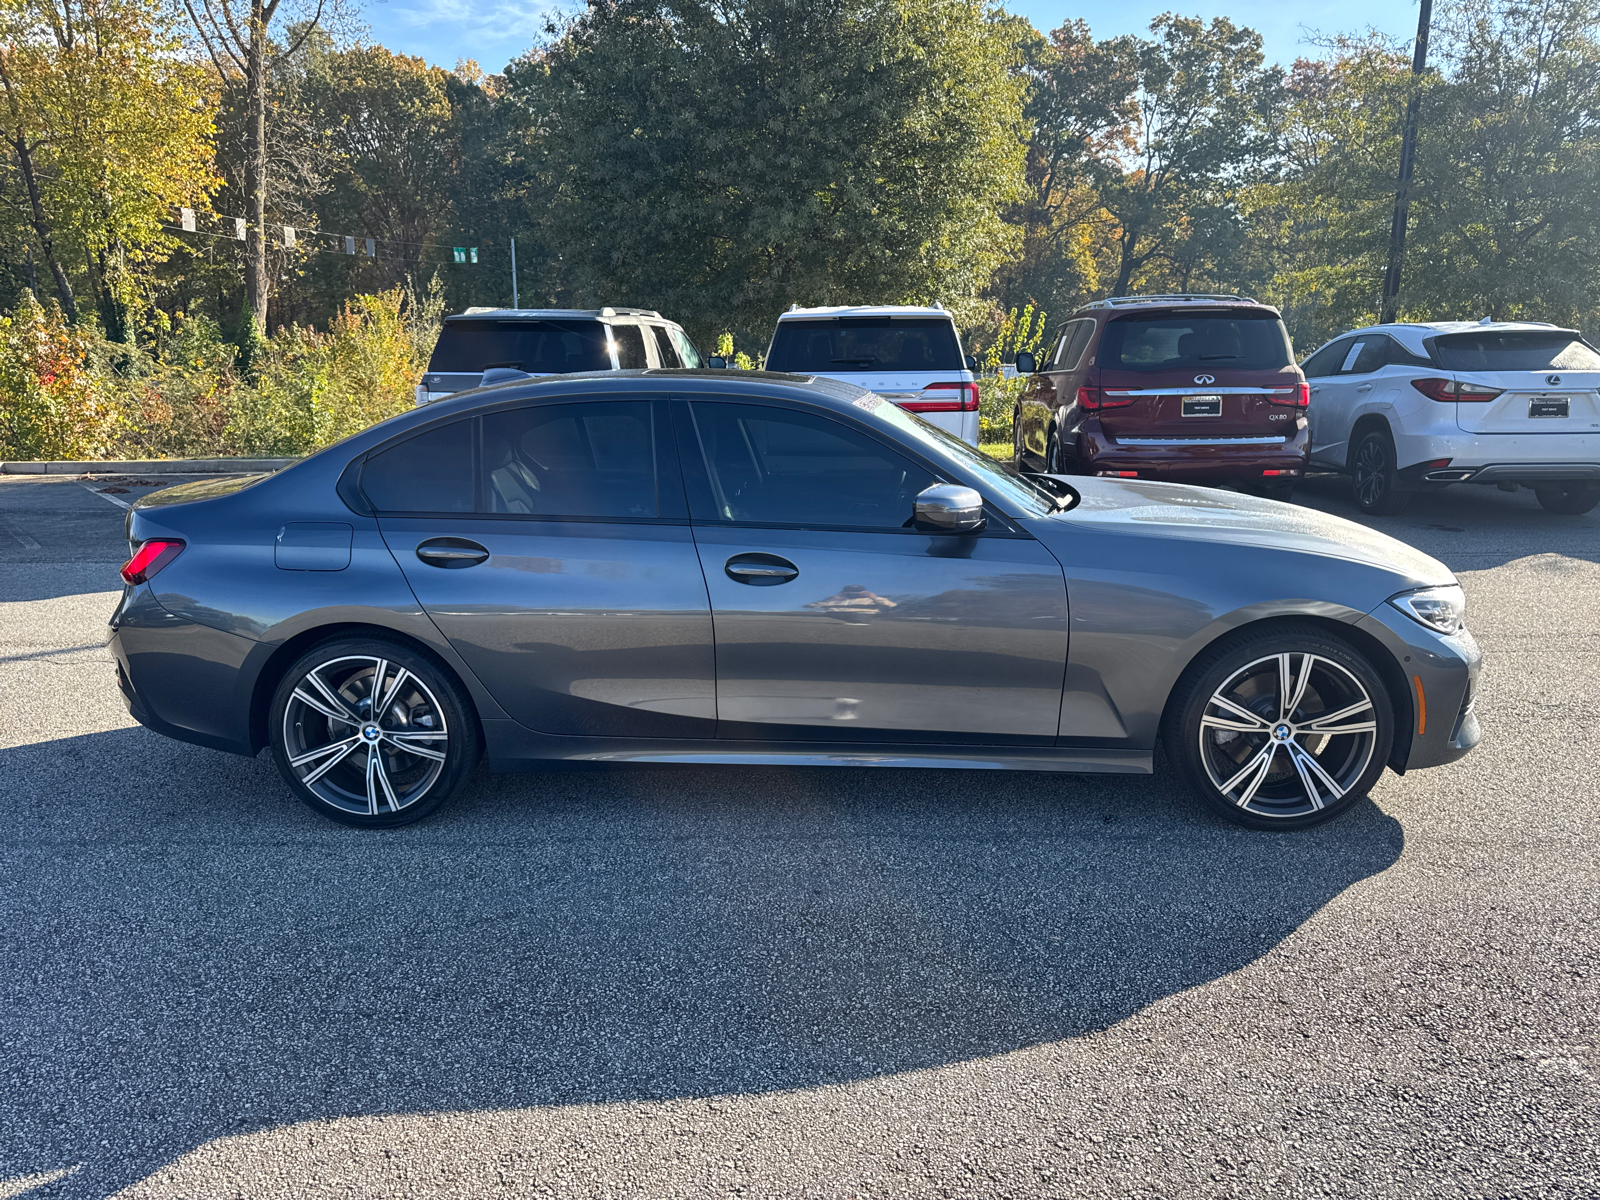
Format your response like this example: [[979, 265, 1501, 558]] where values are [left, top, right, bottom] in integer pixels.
[[427, 320, 611, 374], [682, 403, 935, 528], [765, 318, 962, 373], [1098, 312, 1293, 372], [1053, 319, 1096, 370], [482, 402, 658, 519], [650, 326, 681, 368], [362, 420, 475, 513], [1430, 331, 1600, 372], [610, 324, 649, 370], [1346, 339, 1387, 375]]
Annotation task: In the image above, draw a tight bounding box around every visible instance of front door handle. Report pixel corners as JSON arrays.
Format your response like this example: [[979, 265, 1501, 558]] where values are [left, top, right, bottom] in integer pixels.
[[725, 553, 798, 585], [416, 537, 489, 568]]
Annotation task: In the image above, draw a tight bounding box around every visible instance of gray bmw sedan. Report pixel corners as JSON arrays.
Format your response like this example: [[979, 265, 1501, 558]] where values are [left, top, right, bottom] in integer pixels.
[[108, 371, 1480, 830]]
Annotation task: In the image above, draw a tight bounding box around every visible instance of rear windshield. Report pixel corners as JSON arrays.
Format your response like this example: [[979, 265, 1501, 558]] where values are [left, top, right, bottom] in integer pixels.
[[427, 320, 612, 374], [1098, 311, 1293, 373], [766, 318, 962, 373], [1430, 331, 1600, 372]]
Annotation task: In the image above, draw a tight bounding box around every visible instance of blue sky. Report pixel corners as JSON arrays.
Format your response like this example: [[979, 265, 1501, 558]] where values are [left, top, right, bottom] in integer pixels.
[[359, 0, 1424, 76]]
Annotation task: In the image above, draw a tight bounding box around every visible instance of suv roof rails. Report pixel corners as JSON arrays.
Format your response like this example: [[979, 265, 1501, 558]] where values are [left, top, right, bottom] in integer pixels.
[[1086, 293, 1258, 308], [449, 307, 664, 320]]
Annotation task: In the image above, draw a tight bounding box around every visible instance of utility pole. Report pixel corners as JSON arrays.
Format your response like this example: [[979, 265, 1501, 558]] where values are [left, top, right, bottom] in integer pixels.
[[510, 237, 519, 309], [1379, 0, 1434, 324]]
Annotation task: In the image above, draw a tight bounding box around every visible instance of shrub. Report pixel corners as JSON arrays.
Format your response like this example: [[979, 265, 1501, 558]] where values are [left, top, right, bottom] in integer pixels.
[[0, 292, 125, 460]]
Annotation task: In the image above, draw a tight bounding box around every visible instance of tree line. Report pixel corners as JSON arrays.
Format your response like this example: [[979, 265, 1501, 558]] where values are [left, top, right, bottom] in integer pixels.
[[3, 0, 1598, 363]]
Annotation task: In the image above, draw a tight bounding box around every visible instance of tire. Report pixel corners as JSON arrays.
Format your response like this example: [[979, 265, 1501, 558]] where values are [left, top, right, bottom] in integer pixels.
[[1044, 427, 1063, 474], [1534, 483, 1600, 515], [1351, 429, 1411, 515], [1163, 624, 1395, 831], [1012, 407, 1027, 471], [269, 636, 480, 828]]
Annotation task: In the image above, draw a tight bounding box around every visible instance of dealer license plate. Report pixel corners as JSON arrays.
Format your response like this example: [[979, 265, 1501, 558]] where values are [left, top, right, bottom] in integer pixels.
[[1529, 396, 1569, 418], [1182, 395, 1222, 417]]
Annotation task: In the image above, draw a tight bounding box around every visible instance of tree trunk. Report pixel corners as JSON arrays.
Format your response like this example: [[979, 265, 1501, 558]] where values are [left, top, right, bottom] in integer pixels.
[[10, 134, 78, 321], [244, 0, 270, 333], [1111, 230, 1138, 297]]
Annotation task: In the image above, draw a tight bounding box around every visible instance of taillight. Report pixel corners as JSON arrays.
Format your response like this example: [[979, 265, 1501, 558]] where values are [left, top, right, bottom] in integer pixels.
[[1411, 378, 1503, 403], [1078, 386, 1135, 410], [900, 382, 979, 413], [1268, 383, 1311, 408], [120, 539, 185, 585]]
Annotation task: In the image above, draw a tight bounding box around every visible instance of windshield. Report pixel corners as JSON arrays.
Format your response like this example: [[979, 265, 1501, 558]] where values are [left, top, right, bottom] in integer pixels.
[[428, 320, 612, 374], [1430, 331, 1600, 372], [857, 397, 1066, 516], [766, 318, 963, 373], [1099, 311, 1293, 373]]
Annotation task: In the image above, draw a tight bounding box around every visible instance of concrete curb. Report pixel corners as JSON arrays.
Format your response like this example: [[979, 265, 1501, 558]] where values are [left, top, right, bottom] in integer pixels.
[[1, 458, 296, 475]]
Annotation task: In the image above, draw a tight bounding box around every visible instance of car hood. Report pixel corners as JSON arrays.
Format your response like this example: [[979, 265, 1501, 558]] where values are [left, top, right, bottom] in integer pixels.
[[1029, 478, 1454, 588]]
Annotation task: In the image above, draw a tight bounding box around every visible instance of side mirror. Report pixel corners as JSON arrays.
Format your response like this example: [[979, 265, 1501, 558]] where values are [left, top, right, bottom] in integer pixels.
[[913, 484, 986, 535], [706, 356, 728, 369], [1014, 350, 1037, 376], [964, 354, 978, 373]]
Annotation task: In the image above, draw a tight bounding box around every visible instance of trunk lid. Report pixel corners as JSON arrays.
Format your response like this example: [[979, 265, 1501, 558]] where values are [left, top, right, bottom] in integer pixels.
[[1093, 366, 1304, 443], [1452, 371, 1600, 434]]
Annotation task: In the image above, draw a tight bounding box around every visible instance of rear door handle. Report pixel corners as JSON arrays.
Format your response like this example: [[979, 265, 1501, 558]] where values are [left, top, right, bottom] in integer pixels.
[[725, 553, 798, 585], [1356, 384, 1374, 393], [416, 537, 489, 568], [1309, 385, 1320, 394]]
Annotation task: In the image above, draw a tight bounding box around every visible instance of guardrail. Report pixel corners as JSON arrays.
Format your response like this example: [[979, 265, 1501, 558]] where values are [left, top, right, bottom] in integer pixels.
[[1, 458, 296, 475]]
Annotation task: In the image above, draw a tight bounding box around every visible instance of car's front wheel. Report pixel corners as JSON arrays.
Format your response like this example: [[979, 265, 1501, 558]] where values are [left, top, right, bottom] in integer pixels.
[[1164, 626, 1395, 830], [1351, 429, 1411, 515], [269, 637, 480, 827], [1534, 483, 1600, 515]]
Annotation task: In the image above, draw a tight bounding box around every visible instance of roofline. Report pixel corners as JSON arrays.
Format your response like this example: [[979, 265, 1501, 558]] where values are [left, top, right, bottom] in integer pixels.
[[1081, 293, 1264, 310], [448, 307, 664, 321]]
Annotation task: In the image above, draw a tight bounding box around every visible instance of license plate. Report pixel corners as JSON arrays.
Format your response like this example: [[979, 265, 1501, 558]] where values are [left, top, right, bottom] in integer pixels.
[[1529, 396, 1569, 418], [1182, 395, 1222, 417]]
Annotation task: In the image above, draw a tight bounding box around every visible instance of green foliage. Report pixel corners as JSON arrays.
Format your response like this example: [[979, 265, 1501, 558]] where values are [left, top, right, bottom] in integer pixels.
[[510, 0, 1029, 347], [0, 286, 439, 460], [982, 304, 1049, 371]]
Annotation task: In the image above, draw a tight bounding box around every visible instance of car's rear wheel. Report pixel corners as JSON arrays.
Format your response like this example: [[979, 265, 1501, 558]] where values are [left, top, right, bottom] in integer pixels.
[[269, 637, 479, 827], [1044, 427, 1063, 474], [1164, 626, 1395, 830], [1534, 483, 1600, 515], [1351, 429, 1411, 515]]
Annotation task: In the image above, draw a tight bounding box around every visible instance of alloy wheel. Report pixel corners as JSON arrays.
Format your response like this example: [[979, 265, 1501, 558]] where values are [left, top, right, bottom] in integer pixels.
[[281, 655, 450, 818], [1353, 437, 1389, 508], [1198, 652, 1378, 820]]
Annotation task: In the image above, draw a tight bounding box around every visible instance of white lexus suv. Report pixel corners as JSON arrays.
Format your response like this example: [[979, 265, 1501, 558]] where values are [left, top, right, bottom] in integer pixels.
[[761, 305, 980, 445], [1301, 320, 1600, 515]]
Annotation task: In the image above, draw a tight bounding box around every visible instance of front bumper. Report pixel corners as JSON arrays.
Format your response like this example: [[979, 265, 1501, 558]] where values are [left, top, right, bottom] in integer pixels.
[[1354, 604, 1481, 772]]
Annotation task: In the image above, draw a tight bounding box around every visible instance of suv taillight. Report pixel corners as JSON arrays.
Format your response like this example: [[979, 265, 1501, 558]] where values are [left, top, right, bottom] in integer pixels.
[[1411, 377, 1503, 403], [900, 382, 979, 413], [1267, 383, 1311, 408], [120, 539, 185, 585], [1078, 386, 1135, 410]]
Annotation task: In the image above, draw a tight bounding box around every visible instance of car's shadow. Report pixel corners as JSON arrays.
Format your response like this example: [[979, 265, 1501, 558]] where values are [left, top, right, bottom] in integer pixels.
[[2, 727, 1403, 1197]]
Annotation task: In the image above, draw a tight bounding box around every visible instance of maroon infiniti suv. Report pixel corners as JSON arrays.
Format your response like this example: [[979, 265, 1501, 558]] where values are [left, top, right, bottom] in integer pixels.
[[1012, 295, 1310, 499]]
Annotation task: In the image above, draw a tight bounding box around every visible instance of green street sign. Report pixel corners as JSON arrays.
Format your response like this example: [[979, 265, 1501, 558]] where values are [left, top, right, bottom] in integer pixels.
[[470, 247, 479, 264], [453, 247, 466, 263]]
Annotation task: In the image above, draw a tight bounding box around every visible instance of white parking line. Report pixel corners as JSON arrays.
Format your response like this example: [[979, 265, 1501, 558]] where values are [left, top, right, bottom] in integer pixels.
[[0, 513, 41, 549], [79, 481, 131, 509]]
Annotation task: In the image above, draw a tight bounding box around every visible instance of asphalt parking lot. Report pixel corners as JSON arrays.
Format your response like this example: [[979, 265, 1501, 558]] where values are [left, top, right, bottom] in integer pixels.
[[1, 471, 1597, 1199]]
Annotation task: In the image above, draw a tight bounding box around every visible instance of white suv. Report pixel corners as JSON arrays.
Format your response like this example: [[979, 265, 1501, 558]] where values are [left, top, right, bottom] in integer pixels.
[[762, 305, 980, 445], [1301, 320, 1600, 515]]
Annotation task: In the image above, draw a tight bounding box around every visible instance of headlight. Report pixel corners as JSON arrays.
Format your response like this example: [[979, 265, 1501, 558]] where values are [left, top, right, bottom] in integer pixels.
[[1389, 584, 1466, 635]]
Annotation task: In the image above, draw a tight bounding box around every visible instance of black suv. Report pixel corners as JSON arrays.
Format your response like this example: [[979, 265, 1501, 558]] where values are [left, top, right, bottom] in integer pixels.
[[417, 308, 705, 405]]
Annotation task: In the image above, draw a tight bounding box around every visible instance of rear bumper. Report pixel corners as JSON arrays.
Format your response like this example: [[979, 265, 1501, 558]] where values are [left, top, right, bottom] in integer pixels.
[[108, 586, 259, 756], [1075, 422, 1309, 482], [1430, 462, 1600, 485]]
